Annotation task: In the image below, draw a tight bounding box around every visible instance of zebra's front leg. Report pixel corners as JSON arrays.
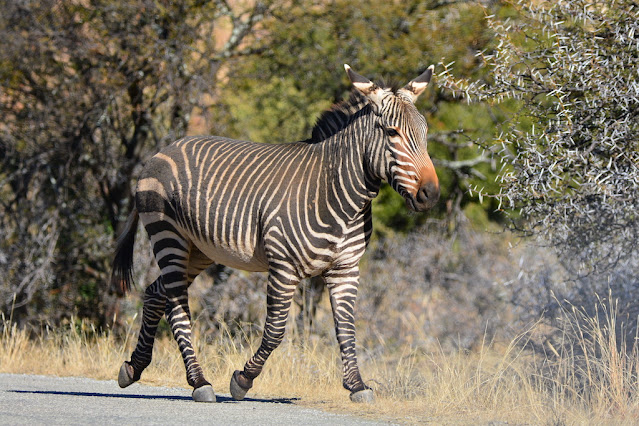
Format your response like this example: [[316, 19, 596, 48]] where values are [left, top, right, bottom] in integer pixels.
[[324, 266, 373, 403], [119, 277, 165, 388], [165, 285, 216, 402], [230, 270, 298, 400]]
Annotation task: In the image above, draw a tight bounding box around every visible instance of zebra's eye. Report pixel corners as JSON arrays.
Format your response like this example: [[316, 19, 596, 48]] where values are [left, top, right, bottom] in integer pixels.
[[385, 128, 399, 138]]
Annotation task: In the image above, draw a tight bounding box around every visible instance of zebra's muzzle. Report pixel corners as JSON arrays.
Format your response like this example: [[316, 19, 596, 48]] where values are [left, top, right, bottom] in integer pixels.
[[407, 181, 440, 212]]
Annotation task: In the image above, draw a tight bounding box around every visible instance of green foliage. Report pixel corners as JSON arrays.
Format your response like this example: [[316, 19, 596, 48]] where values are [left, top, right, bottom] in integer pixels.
[[222, 76, 331, 143]]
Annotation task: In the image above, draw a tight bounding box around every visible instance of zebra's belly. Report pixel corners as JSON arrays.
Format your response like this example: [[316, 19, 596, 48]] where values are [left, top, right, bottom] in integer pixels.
[[194, 239, 269, 273]]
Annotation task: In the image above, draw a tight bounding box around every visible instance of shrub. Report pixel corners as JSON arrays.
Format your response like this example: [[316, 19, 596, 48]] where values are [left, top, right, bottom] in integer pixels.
[[440, 0, 639, 273]]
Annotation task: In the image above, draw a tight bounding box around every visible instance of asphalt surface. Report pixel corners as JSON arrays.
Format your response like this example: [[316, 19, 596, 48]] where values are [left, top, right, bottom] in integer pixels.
[[0, 373, 389, 425]]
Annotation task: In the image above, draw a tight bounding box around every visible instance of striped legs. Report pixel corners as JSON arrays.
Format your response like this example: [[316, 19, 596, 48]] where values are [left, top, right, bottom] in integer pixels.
[[118, 277, 166, 388], [230, 268, 298, 400], [230, 265, 372, 402], [162, 244, 214, 401], [167, 246, 213, 392], [119, 226, 215, 401], [120, 277, 166, 383], [324, 266, 372, 402]]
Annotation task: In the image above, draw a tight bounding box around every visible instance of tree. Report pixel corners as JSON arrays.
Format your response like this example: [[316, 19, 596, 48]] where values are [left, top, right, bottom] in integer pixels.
[[440, 0, 639, 272], [0, 0, 274, 326]]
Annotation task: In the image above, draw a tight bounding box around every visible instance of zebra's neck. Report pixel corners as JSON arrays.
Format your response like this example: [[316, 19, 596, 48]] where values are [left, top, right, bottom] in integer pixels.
[[314, 107, 382, 221]]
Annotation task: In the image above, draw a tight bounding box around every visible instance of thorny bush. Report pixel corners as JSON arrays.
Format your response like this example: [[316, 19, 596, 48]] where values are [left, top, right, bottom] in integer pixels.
[[439, 0, 639, 273]]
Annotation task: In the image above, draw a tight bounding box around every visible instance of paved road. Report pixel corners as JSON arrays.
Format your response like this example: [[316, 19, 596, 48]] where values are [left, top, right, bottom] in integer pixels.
[[0, 374, 388, 425]]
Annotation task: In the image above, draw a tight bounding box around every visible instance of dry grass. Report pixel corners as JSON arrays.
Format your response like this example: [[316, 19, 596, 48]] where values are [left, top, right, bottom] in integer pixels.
[[2, 298, 639, 425]]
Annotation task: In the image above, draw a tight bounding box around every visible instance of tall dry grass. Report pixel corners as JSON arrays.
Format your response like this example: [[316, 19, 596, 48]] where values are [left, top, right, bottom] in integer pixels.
[[2, 294, 638, 425]]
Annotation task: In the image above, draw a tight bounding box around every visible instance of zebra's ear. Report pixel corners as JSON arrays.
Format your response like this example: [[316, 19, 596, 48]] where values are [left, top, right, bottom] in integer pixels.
[[344, 64, 385, 110], [400, 65, 434, 102]]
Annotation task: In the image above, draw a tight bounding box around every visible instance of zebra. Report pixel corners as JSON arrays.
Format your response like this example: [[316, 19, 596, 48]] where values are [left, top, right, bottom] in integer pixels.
[[111, 64, 439, 403]]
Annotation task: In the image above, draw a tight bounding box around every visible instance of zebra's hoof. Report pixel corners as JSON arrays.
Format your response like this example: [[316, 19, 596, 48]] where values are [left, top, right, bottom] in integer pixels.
[[118, 361, 137, 388], [230, 370, 252, 401], [192, 384, 216, 402], [350, 388, 374, 403]]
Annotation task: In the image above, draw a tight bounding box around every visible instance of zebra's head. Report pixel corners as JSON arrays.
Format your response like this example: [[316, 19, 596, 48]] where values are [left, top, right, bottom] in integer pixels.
[[345, 65, 440, 212]]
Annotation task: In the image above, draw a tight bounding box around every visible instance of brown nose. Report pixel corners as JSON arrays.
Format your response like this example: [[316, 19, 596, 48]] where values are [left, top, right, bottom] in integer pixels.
[[415, 181, 440, 211]]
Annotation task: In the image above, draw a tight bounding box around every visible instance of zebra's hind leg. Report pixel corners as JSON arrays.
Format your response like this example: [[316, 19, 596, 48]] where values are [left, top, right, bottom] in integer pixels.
[[119, 277, 166, 388], [163, 244, 216, 402], [230, 270, 298, 400], [164, 286, 215, 402]]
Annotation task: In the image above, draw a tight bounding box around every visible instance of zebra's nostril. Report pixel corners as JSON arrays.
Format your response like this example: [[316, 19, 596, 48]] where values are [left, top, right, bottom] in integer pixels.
[[417, 187, 428, 203], [416, 182, 440, 206]]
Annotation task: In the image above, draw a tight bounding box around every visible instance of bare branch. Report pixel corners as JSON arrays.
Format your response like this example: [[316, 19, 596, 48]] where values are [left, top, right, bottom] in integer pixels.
[[215, 1, 270, 59]]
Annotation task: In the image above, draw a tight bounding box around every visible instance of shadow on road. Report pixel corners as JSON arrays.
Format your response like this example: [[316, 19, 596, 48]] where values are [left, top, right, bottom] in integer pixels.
[[8, 389, 299, 404]]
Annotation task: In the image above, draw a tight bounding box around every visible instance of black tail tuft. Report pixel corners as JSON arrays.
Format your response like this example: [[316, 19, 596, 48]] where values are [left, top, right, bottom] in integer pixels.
[[111, 208, 139, 295]]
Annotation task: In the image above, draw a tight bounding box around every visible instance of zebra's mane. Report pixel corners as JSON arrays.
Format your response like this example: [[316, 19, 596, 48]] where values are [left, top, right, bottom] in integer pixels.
[[309, 90, 371, 143], [309, 80, 400, 143]]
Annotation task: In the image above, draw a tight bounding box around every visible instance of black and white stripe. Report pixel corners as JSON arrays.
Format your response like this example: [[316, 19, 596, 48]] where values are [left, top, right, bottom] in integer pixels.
[[112, 65, 439, 403]]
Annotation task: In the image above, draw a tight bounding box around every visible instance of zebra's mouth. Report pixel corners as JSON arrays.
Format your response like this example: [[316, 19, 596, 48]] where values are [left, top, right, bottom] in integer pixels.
[[405, 196, 419, 212]]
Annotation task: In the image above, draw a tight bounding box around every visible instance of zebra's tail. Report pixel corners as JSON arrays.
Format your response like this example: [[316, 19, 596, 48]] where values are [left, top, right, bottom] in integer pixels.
[[111, 208, 139, 294]]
